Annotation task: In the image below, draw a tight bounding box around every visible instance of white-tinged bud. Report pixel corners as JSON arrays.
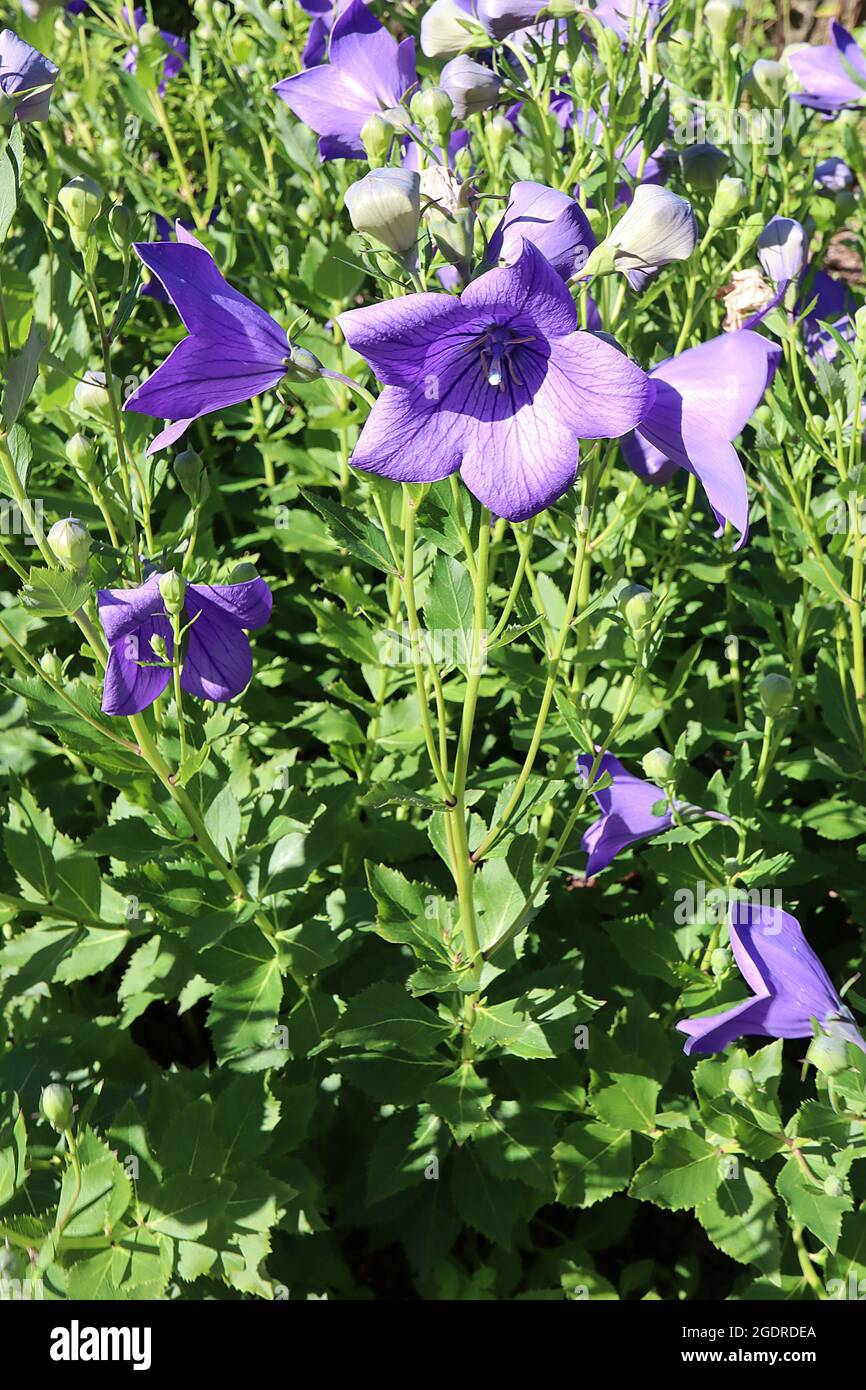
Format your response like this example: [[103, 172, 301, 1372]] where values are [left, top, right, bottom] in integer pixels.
[[420, 0, 486, 58], [641, 747, 674, 784], [744, 58, 786, 109], [284, 343, 325, 382], [806, 1034, 849, 1077], [344, 168, 421, 258], [440, 55, 501, 120], [586, 185, 697, 285], [757, 216, 807, 287], [65, 432, 97, 477], [48, 516, 91, 571], [159, 568, 186, 616], [41, 1083, 74, 1131], [759, 672, 793, 717], [73, 370, 119, 425], [619, 582, 655, 632], [705, 0, 741, 46]]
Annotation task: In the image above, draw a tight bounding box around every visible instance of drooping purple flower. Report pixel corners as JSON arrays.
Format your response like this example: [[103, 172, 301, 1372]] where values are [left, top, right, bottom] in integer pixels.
[[486, 180, 596, 282], [577, 751, 725, 877], [677, 900, 866, 1057], [122, 7, 188, 98], [620, 329, 781, 548], [124, 224, 291, 453], [0, 29, 58, 122], [338, 241, 651, 521], [97, 574, 273, 716], [787, 21, 866, 115], [273, 0, 416, 160], [814, 156, 854, 193]]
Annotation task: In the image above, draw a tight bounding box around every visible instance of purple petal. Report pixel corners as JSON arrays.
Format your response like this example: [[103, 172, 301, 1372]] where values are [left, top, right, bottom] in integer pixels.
[[97, 576, 164, 644], [180, 593, 254, 702], [0, 28, 58, 122], [146, 418, 194, 455], [102, 615, 173, 716], [577, 752, 672, 876], [487, 180, 596, 282], [129, 239, 286, 352], [187, 578, 273, 631], [339, 293, 468, 388], [125, 335, 287, 426], [460, 239, 577, 338]]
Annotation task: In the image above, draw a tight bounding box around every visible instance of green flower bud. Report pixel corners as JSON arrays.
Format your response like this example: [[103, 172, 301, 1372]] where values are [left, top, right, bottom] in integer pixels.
[[345, 168, 421, 259], [411, 87, 453, 148], [744, 58, 786, 109], [48, 516, 91, 572], [40, 650, 63, 681], [710, 947, 731, 977], [709, 175, 749, 228], [41, 1082, 74, 1132], [0, 93, 17, 129], [230, 561, 259, 583], [759, 672, 793, 718], [729, 1067, 754, 1101], [806, 1034, 849, 1076], [855, 305, 866, 345], [296, 200, 316, 227], [137, 21, 162, 50], [571, 49, 594, 91], [65, 432, 97, 478], [159, 568, 186, 616], [705, 0, 740, 47], [824, 1174, 845, 1198], [723, 856, 740, 876], [74, 370, 119, 426], [619, 583, 655, 633], [680, 142, 730, 191], [360, 114, 393, 167], [488, 114, 513, 161], [173, 448, 204, 498], [641, 747, 674, 784], [108, 202, 134, 251], [58, 176, 103, 251], [284, 343, 325, 383], [149, 634, 168, 660]]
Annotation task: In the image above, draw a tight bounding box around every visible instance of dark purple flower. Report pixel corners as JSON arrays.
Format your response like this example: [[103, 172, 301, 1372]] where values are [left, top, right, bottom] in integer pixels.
[[298, 0, 363, 68], [620, 329, 781, 547], [678, 899, 866, 1056], [98, 574, 273, 716], [122, 8, 188, 98], [0, 28, 58, 122], [273, 0, 416, 160], [338, 241, 651, 520], [124, 223, 291, 454], [798, 267, 855, 362], [577, 751, 725, 877], [787, 21, 866, 114], [486, 180, 595, 282], [815, 155, 854, 192]]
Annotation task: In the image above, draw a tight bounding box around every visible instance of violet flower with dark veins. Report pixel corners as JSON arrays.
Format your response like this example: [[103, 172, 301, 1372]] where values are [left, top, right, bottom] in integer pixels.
[[786, 21, 866, 115], [337, 240, 650, 521], [678, 899, 866, 1057], [124, 224, 292, 453], [97, 574, 273, 716], [576, 751, 726, 877], [0, 28, 58, 122], [273, 0, 416, 160], [620, 328, 781, 548]]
